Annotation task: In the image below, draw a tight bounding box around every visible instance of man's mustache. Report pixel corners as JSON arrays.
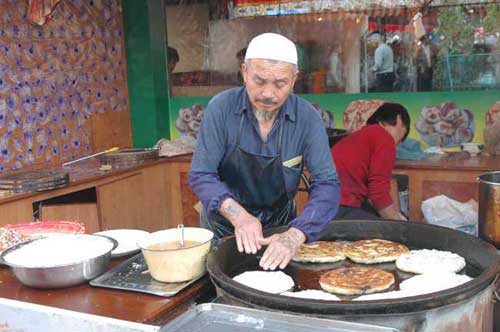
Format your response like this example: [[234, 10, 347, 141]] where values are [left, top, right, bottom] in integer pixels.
[[257, 98, 277, 106]]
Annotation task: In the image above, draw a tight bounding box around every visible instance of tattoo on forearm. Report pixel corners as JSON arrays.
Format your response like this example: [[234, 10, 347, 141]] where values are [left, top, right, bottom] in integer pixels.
[[277, 231, 302, 250], [220, 201, 242, 219]]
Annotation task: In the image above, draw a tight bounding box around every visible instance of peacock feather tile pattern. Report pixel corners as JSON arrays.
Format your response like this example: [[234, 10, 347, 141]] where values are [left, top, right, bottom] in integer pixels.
[[0, 0, 129, 171]]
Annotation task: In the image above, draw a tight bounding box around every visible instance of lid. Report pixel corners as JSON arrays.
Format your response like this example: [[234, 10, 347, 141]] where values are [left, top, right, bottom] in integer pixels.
[[162, 303, 399, 332]]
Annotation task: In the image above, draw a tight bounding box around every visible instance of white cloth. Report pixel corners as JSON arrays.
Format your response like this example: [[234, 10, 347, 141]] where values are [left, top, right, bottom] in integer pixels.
[[423, 45, 431, 67], [245, 33, 297, 65]]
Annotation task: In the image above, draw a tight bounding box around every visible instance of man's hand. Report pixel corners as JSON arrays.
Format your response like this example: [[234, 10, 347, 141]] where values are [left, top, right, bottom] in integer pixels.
[[259, 227, 306, 270], [220, 198, 263, 254]]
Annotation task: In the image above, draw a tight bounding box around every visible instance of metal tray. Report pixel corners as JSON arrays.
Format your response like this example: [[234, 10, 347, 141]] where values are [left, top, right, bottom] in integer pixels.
[[90, 253, 202, 297], [161, 303, 399, 332]]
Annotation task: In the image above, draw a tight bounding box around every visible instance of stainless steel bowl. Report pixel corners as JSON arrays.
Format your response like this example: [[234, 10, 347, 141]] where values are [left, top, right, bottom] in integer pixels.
[[0, 234, 118, 289]]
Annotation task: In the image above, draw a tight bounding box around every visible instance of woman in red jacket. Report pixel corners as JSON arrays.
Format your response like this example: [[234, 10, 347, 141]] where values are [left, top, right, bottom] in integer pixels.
[[331, 103, 410, 220]]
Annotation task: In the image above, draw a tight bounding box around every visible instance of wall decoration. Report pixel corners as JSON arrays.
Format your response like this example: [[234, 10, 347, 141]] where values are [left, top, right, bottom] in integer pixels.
[[311, 103, 335, 129], [484, 101, 500, 155], [0, 0, 129, 172], [169, 91, 499, 148], [415, 102, 474, 147], [342, 99, 389, 133], [175, 104, 204, 139]]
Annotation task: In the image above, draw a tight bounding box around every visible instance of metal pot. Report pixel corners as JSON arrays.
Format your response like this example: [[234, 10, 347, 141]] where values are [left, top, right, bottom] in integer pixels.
[[478, 171, 500, 247], [207, 220, 500, 332]]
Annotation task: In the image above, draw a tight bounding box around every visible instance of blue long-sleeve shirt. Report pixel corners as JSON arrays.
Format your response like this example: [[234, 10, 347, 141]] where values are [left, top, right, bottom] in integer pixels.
[[189, 87, 340, 242]]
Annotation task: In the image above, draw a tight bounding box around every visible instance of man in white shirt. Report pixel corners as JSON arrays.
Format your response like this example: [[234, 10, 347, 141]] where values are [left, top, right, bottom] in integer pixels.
[[369, 33, 395, 92]]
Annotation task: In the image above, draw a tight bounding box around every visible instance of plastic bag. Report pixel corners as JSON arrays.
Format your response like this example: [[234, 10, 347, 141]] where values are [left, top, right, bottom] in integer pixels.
[[421, 195, 478, 235]]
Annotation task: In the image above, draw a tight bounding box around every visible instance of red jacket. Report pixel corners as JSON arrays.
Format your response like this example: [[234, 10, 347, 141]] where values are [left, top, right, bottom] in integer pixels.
[[331, 124, 395, 210]]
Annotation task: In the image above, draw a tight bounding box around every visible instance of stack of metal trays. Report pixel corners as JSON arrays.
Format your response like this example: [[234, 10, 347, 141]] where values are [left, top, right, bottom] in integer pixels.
[[99, 148, 159, 169], [90, 253, 200, 297], [0, 169, 69, 193], [162, 303, 399, 332]]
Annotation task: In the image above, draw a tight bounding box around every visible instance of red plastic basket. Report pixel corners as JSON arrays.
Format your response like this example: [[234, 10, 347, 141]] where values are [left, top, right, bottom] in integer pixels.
[[6, 221, 87, 237]]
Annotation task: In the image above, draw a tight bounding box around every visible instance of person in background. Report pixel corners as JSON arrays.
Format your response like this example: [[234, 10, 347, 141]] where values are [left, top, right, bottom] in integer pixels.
[[236, 47, 247, 84], [369, 32, 395, 92], [189, 33, 340, 271], [167, 46, 179, 75], [326, 43, 345, 93], [415, 35, 437, 92], [331, 103, 410, 221], [389, 35, 411, 92]]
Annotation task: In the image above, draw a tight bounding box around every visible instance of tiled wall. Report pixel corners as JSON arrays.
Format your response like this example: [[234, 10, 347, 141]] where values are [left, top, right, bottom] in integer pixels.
[[0, 0, 130, 172]]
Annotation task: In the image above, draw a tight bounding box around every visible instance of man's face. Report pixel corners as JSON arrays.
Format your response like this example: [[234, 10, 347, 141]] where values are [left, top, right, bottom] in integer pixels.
[[242, 59, 297, 113]]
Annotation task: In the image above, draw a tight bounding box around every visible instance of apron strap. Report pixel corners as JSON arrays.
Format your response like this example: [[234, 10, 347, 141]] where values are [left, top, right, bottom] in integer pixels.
[[235, 113, 245, 147]]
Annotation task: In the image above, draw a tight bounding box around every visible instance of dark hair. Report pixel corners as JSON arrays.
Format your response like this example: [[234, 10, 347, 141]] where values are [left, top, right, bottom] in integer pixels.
[[366, 103, 411, 141], [167, 46, 179, 64], [236, 48, 247, 60]]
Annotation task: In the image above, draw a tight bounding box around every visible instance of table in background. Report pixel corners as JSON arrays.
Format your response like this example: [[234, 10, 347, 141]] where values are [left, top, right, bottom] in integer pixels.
[[394, 152, 500, 222]]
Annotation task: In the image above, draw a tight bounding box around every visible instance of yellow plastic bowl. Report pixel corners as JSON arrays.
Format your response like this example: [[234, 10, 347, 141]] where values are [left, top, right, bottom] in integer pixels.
[[137, 227, 213, 283]]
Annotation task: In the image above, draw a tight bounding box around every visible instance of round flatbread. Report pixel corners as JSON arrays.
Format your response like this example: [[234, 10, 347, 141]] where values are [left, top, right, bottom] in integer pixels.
[[399, 272, 472, 294], [281, 290, 340, 301], [233, 271, 294, 294], [292, 241, 346, 263], [319, 266, 395, 295], [395, 249, 466, 274], [343, 239, 409, 264]]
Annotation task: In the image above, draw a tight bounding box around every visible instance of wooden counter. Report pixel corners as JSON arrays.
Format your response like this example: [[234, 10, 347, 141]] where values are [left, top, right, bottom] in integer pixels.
[[394, 152, 500, 222], [2, 151, 499, 230], [0, 155, 198, 232], [0, 260, 215, 325]]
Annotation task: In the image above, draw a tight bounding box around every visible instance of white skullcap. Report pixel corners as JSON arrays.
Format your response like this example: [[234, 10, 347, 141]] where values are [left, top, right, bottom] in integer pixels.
[[244, 33, 297, 65]]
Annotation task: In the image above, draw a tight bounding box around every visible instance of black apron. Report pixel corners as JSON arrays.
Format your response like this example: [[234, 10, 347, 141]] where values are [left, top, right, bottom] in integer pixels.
[[201, 112, 297, 240]]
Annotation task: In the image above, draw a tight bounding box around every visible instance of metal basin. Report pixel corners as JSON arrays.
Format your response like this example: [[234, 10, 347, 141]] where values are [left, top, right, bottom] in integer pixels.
[[0, 234, 117, 289], [478, 171, 500, 246]]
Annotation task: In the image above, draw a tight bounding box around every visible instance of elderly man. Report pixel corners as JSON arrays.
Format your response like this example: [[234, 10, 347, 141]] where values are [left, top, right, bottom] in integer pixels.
[[189, 33, 340, 270]]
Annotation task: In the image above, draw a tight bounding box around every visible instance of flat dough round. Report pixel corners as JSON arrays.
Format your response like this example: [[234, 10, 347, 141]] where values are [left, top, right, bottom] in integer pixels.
[[395, 249, 466, 274], [344, 239, 409, 264], [399, 272, 472, 294], [233, 271, 294, 294], [281, 290, 340, 301], [292, 241, 346, 263], [319, 266, 395, 295]]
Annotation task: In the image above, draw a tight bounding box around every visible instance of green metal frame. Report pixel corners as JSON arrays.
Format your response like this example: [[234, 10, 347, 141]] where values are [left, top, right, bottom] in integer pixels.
[[122, 0, 170, 147]]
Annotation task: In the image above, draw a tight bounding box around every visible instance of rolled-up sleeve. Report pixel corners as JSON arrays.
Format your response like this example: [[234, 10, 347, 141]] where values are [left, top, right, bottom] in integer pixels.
[[289, 110, 341, 242], [189, 96, 235, 216]]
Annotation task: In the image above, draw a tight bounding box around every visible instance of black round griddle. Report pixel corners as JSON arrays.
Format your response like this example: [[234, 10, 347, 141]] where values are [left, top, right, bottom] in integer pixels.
[[207, 220, 499, 315]]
